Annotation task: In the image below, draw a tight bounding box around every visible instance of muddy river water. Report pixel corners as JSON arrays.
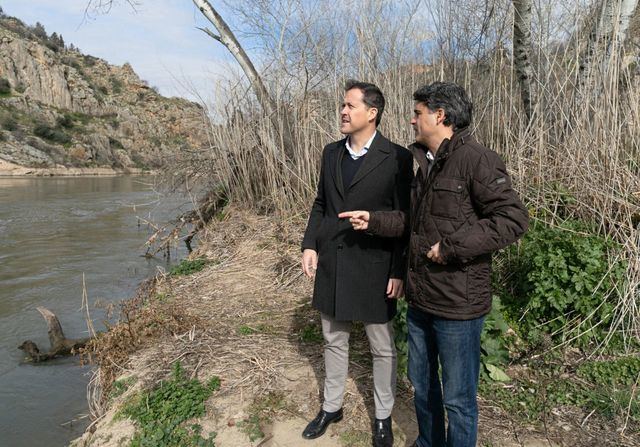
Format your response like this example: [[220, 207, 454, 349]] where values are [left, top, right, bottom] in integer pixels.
[[0, 175, 190, 446]]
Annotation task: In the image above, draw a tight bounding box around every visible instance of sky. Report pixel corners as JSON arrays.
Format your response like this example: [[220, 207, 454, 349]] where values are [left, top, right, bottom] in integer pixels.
[[0, 0, 239, 104]]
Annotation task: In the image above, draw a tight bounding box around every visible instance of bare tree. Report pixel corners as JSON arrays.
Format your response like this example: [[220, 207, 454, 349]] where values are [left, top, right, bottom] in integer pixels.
[[192, 0, 295, 160]]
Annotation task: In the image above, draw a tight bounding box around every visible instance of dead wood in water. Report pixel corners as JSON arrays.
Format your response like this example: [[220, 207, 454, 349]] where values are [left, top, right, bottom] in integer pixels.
[[18, 307, 91, 362]]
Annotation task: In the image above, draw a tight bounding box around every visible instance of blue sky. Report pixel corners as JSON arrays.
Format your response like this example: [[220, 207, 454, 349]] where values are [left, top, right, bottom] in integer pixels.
[[0, 0, 238, 103]]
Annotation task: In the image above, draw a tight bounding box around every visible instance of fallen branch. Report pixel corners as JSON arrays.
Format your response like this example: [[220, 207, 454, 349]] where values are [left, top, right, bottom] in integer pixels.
[[18, 307, 91, 362]]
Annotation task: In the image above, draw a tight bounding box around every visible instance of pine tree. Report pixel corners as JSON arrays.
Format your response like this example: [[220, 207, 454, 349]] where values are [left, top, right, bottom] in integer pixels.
[[33, 22, 47, 40]]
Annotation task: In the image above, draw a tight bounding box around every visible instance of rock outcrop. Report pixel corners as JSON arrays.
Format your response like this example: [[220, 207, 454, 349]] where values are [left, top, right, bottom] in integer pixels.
[[0, 14, 208, 171]]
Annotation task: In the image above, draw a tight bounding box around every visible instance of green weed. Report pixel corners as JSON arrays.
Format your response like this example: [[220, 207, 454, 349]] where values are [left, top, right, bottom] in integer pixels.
[[480, 356, 640, 424], [237, 392, 290, 443], [170, 258, 208, 276], [503, 219, 627, 344], [109, 376, 137, 400], [299, 323, 323, 343], [119, 361, 220, 447], [237, 414, 264, 442], [237, 325, 258, 335]]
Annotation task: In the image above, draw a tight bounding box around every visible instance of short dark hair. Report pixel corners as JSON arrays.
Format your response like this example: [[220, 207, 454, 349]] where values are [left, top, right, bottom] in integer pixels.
[[345, 79, 385, 126], [413, 82, 472, 130]]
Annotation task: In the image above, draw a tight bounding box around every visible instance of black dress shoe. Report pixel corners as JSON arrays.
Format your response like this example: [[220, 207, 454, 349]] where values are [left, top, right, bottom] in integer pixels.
[[302, 408, 343, 439], [372, 416, 393, 447]]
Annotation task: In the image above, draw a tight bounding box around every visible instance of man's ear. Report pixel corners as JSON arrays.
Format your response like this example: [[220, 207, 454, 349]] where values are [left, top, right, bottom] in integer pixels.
[[368, 107, 378, 123], [436, 108, 446, 125]]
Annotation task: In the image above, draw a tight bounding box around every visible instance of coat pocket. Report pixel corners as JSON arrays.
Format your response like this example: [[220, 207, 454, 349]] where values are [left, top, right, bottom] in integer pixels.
[[430, 176, 465, 220], [467, 262, 491, 305]]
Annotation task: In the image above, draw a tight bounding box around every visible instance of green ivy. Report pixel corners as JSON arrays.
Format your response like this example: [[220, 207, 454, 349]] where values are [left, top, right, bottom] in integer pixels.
[[120, 361, 220, 447]]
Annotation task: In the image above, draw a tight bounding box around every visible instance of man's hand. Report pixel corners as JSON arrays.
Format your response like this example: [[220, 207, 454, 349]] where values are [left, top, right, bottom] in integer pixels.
[[386, 278, 404, 299], [302, 249, 318, 278], [338, 211, 370, 231], [427, 242, 446, 265]]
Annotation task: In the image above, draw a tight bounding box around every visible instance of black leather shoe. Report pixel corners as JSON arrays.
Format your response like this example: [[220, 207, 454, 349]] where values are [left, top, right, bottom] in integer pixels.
[[373, 416, 393, 447], [302, 408, 343, 439]]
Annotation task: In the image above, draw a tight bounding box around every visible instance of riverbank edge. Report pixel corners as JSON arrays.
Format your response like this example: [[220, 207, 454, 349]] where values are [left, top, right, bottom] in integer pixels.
[[66, 208, 640, 447], [0, 159, 156, 176]]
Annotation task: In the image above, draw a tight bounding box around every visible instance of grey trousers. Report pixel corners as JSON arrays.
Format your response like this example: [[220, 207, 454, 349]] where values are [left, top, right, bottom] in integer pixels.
[[321, 313, 397, 419]]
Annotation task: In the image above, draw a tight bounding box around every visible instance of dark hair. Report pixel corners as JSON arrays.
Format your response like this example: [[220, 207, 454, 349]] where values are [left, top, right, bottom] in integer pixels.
[[412, 82, 472, 129], [345, 79, 385, 126]]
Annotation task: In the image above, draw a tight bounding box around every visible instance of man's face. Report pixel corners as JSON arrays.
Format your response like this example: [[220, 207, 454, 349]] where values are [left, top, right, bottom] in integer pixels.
[[411, 101, 441, 145], [339, 88, 376, 135]]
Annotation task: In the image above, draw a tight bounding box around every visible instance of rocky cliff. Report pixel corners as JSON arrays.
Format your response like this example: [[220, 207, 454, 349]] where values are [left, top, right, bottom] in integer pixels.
[[0, 14, 208, 172]]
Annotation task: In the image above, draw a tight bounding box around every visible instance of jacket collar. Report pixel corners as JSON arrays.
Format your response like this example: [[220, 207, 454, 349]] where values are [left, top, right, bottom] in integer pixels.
[[409, 126, 472, 168]]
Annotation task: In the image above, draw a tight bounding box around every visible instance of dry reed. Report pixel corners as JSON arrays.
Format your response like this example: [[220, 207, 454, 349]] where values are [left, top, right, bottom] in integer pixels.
[[165, 3, 639, 349]]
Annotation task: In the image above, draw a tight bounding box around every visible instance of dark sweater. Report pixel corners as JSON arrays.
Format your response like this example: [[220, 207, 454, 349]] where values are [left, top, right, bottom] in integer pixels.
[[341, 149, 365, 190]]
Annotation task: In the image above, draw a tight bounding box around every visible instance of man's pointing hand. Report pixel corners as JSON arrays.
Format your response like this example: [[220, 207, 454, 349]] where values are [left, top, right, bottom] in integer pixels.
[[338, 211, 370, 231]]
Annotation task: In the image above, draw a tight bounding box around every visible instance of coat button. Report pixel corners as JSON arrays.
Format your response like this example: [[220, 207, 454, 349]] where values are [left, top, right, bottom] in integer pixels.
[[337, 244, 343, 249]]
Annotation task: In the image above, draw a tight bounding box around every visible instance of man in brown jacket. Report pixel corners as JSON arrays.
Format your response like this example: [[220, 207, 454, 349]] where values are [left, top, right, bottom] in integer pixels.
[[339, 82, 528, 447]]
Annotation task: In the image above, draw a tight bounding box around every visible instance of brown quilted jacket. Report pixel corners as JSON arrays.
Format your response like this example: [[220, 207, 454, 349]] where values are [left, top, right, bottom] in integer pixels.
[[367, 127, 529, 319]]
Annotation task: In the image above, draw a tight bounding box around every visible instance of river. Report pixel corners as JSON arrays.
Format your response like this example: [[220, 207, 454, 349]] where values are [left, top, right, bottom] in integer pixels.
[[0, 175, 191, 447]]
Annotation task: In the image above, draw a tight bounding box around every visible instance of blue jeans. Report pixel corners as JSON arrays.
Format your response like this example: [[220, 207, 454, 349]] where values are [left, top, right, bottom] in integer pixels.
[[407, 307, 485, 447]]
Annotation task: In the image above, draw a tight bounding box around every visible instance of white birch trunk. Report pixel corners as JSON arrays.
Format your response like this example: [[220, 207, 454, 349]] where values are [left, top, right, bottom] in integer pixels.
[[616, 0, 639, 45], [579, 0, 639, 87], [513, 0, 534, 121]]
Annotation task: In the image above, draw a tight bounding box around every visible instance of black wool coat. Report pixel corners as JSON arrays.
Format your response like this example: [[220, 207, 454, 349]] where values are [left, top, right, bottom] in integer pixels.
[[301, 132, 413, 323]]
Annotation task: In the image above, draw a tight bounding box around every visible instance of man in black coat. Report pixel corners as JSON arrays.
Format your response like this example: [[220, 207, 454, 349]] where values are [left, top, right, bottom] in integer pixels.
[[300, 80, 412, 447]]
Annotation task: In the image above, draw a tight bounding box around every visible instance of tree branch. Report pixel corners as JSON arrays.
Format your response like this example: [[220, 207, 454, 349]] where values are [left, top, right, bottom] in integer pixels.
[[197, 26, 222, 43]]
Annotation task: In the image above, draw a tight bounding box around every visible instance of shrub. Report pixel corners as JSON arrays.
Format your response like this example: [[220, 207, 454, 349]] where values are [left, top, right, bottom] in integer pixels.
[[56, 113, 74, 129], [34, 123, 71, 145], [108, 136, 124, 149], [110, 78, 123, 94], [1, 115, 17, 131], [480, 297, 511, 381], [0, 77, 11, 95], [503, 219, 627, 344]]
